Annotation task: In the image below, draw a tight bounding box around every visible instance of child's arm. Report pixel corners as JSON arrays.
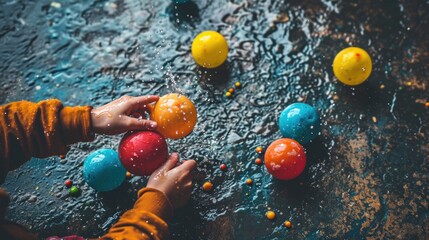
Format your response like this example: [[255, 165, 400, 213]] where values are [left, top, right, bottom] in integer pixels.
[[0, 96, 159, 184], [101, 153, 197, 240]]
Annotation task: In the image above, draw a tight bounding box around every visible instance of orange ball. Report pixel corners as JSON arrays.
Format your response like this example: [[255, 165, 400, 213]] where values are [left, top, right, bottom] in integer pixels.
[[245, 178, 253, 186], [264, 138, 306, 180], [202, 182, 213, 191], [266, 211, 276, 220], [150, 93, 197, 139]]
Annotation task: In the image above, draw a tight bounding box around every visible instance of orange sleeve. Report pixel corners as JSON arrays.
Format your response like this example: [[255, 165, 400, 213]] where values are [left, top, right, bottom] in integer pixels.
[[100, 188, 173, 240], [0, 99, 94, 183]]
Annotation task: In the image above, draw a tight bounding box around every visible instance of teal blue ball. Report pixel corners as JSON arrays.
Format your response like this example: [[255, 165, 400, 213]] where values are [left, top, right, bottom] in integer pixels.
[[83, 149, 126, 192], [279, 103, 321, 144]]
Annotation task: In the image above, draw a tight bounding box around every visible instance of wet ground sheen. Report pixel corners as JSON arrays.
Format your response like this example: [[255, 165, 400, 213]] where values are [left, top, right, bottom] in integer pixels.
[[1, 0, 428, 239]]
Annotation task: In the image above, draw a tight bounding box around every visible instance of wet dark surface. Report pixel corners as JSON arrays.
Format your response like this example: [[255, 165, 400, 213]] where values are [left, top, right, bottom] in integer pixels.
[[1, 0, 428, 239]]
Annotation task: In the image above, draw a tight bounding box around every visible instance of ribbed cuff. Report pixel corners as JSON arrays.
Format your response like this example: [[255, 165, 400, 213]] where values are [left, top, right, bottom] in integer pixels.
[[59, 106, 95, 145], [135, 188, 174, 222]]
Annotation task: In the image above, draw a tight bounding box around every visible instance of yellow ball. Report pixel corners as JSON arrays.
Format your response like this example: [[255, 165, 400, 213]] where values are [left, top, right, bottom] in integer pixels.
[[192, 31, 228, 69], [332, 47, 372, 86]]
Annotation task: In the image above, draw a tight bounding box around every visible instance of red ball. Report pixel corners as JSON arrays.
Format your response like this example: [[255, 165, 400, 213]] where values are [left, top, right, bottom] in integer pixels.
[[65, 179, 73, 188], [220, 164, 227, 171], [264, 138, 306, 180], [118, 131, 168, 176]]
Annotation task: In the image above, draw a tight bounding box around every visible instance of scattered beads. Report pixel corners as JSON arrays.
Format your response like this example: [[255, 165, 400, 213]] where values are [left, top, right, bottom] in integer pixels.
[[284, 220, 292, 228], [255, 158, 263, 165], [202, 182, 213, 192], [266, 211, 276, 220], [69, 186, 80, 197], [220, 164, 227, 171], [235, 81, 241, 88], [126, 171, 132, 178], [245, 178, 253, 186], [225, 92, 232, 98], [50, 2, 61, 8], [255, 146, 263, 154], [228, 88, 235, 93], [65, 180, 73, 188]]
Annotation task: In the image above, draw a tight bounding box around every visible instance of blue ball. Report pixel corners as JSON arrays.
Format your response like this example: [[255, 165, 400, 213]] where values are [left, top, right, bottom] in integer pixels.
[[83, 149, 126, 192], [278, 103, 321, 144]]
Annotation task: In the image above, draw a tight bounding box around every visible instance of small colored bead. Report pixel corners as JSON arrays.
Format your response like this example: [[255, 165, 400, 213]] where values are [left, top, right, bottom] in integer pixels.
[[228, 88, 235, 93], [245, 178, 253, 186], [255, 158, 263, 165], [425, 102, 429, 107], [69, 186, 80, 196], [255, 146, 263, 154], [126, 171, 132, 178], [284, 220, 292, 228], [235, 82, 241, 88], [59, 155, 66, 159], [266, 211, 276, 220], [225, 92, 232, 98], [65, 180, 73, 188], [220, 164, 227, 171], [202, 182, 213, 192]]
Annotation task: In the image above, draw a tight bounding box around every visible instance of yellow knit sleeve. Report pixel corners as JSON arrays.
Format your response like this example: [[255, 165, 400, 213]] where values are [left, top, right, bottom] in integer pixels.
[[0, 99, 94, 183], [100, 188, 173, 240]]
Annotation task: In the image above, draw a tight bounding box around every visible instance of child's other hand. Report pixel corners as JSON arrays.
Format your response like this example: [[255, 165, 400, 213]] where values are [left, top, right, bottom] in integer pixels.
[[91, 95, 159, 135], [147, 153, 197, 209]]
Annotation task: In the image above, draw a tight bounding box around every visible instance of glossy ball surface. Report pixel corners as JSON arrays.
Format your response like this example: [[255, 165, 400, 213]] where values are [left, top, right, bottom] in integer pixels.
[[119, 131, 168, 176], [266, 211, 276, 220], [83, 149, 126, 192], [150, 93, 197, 139], [192, 31, 228, 68], [69, 186, 80, 196], [202, 182, 213, 191], [264, 138, 307, 180], [279, 103, 321, 144], [333, 47, 372, 86]]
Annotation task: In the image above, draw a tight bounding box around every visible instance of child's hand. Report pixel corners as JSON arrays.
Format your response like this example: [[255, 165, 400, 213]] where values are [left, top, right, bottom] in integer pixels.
[[147, 153, 197, 209], [91, 95, 159, 135]]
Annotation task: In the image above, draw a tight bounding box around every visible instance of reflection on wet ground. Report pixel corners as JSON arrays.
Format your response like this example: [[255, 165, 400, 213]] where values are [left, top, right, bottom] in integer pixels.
[[0, 0, 428, 239]]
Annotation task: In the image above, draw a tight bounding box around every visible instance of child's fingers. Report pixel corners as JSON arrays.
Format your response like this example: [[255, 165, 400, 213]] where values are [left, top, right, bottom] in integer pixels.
[[150, 153, 179, 177], [184, 181, 193, 189], [177, 172, 193, 184], [130, 109, 148, 119], [177, 160, 197, 171], [125, 118, 157, 131], [126, 95, 159, 113], [162, 153, 180, 172]]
